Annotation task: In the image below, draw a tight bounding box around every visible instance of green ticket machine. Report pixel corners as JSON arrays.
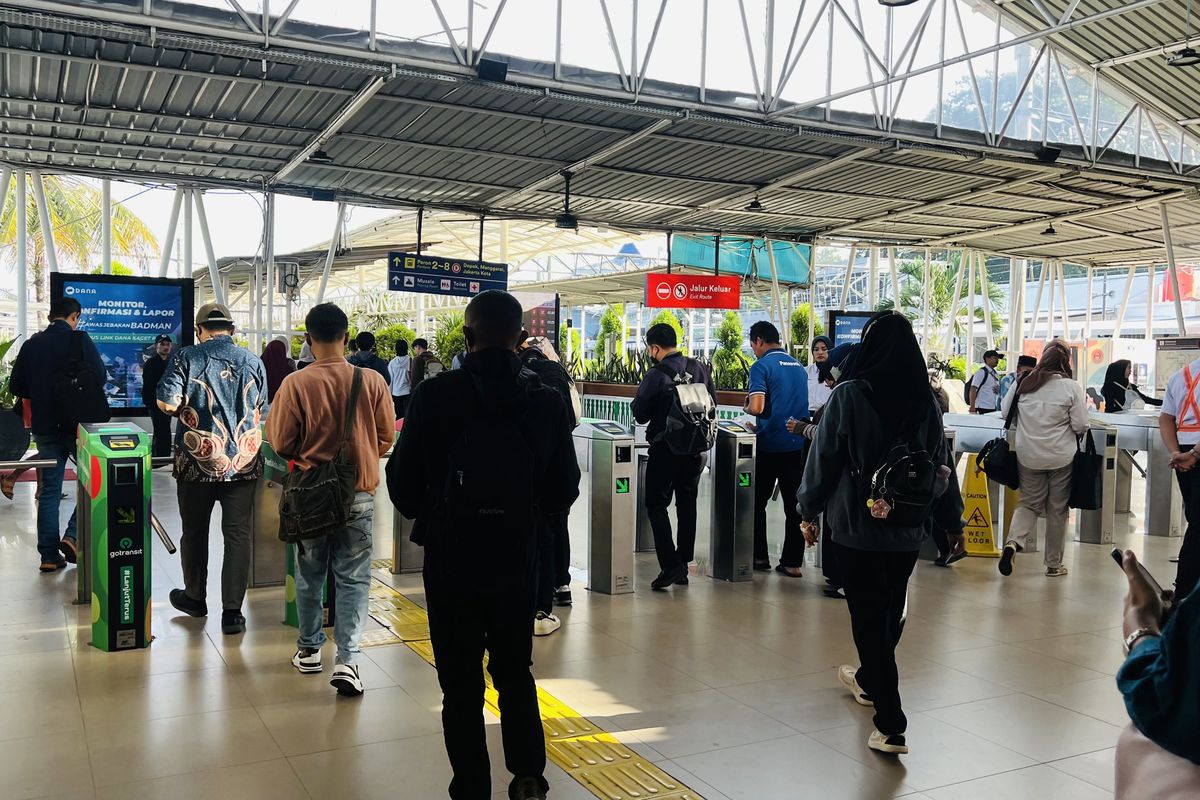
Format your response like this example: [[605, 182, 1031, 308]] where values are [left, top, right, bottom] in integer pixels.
[[76, 422, 152, 652]]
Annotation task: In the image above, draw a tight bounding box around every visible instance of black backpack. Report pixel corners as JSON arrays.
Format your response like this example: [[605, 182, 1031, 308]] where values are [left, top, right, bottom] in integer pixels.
[[852, 386, 946, 527], [440, 370, 540, 563], [519, 349, 580, 428], [964, 367, 996, 405], [52, 332, 111, 439], [651, 359, 717, 456]]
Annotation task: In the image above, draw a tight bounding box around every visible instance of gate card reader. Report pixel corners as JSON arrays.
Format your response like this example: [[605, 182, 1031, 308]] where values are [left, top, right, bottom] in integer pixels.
[[76, 422, 152, 652], [710, 419, 756, 581], [573, 419, 635, 595]]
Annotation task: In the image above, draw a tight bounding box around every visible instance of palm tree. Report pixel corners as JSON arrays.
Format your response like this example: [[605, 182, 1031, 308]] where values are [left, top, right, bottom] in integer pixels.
[[0, 175, 158, 302], [875, 253, 1004, 352]]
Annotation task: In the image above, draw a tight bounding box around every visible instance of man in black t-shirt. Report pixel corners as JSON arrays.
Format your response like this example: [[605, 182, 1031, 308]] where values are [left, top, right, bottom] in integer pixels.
[[141, 334, 174, 458]]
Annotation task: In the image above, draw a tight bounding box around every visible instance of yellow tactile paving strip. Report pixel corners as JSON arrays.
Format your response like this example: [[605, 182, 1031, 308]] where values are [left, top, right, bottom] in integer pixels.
[[366, 572, 705, 800]]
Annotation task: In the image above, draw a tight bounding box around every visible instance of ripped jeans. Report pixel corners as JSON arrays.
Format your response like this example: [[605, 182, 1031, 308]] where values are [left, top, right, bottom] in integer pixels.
[[294, 492, 375, 666]]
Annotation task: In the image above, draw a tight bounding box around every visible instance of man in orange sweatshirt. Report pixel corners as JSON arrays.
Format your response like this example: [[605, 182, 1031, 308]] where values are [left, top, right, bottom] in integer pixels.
[[265, 302, 394, 697]]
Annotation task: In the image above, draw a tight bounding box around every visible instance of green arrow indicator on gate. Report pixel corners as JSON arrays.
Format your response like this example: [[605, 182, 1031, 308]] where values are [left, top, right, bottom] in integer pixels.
[[615, 478, 629, 494], [738, 472, 751, 487]]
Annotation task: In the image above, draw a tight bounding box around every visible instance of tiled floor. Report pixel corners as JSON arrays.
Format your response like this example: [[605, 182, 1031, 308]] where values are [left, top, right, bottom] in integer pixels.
[[0, 466, 1173, 799]]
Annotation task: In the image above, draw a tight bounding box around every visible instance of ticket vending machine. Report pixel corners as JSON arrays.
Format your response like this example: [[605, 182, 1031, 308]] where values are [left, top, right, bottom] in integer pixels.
[[710, 420, 755, 581], [573, 420, 636, 595], [76, 423, 152, 652]]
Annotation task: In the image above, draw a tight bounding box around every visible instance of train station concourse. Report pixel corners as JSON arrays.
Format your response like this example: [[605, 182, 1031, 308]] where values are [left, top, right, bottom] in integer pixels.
[[3, 1, 1200, 799]]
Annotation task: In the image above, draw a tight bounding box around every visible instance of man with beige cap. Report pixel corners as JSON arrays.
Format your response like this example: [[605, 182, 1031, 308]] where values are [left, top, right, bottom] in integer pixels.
[[157, 302, 267, 635]]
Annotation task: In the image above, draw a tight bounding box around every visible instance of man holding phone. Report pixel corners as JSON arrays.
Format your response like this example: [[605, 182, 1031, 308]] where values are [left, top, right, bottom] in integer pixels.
[[1157, 359, 1200, 599]]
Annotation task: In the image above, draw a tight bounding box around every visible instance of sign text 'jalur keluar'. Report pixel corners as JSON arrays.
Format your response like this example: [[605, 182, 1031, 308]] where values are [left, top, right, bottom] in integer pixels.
[[644, 273, 741, 309]]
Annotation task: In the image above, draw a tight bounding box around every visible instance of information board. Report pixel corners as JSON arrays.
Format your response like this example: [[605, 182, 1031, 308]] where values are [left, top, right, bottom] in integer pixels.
[[827, 310, 876, 348], [51, 273, 194, 413], [387, 252, 508, 298], [1156, 337, 1200, 392]]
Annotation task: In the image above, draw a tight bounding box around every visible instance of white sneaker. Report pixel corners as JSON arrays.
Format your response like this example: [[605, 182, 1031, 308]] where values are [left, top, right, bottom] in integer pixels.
[[533, 611, 562, 637], [291, 647, 322, 674], [330, 663, 364, 697], [1046, 565, 1069, 577], [838, 664, 874, 707], [868, 730, 908, 754]]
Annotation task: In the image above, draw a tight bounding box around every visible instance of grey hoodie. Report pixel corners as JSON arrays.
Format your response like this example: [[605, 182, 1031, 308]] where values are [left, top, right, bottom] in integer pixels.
[[797, 380, 963, 552]]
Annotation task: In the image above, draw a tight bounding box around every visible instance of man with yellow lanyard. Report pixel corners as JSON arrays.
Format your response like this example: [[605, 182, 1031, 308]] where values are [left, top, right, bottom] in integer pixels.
[[1158, 359, 1200, 600]]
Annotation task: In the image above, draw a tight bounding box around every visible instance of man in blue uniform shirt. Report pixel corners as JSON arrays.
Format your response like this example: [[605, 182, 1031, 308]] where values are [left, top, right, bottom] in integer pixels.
[[745, 321, 809, 576]]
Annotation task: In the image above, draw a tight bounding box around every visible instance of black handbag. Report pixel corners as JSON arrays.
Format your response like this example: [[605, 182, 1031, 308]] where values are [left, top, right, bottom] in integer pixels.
[[278, 367, 363, 547], [1068, 432, 1103, 510], [977, 393, 1021, 490]]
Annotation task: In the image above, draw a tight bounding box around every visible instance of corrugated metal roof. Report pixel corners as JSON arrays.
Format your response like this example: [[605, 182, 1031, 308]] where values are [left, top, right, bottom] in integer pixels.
[[4, 0, 1200, 268]]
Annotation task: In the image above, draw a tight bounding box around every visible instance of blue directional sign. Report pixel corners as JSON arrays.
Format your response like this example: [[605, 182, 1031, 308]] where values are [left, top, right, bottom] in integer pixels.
[[387, 252, 508, 298]]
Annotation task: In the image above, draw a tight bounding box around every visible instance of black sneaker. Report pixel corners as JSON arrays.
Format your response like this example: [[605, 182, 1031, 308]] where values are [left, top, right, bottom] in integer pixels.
[[998, 545, 1016, 577], [330, 663, 364, 697], [675, 575, 689, 586], [554, 586, 573, 607], [510, 776, 549, 800], [651, 566, 686, 591], [933, 554, 949, 567], [946, 550, 968, 565], [169, 589, 208, 617], [221, 609, 246, 635], [58, 538, 78, 564]]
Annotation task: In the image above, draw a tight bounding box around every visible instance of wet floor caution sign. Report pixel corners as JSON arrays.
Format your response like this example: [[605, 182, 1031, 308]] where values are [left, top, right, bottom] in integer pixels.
[[962, 454, 1002, 557]]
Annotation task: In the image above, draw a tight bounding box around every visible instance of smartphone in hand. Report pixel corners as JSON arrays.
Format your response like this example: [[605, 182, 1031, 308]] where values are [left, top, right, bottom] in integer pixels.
[[1111, 547, 1163, 597]]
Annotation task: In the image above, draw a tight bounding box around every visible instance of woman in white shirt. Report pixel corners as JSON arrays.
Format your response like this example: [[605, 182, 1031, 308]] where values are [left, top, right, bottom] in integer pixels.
[[806, 336, 834, 413], [388, 339, 412, 419], [998, 340, 1089, 578]]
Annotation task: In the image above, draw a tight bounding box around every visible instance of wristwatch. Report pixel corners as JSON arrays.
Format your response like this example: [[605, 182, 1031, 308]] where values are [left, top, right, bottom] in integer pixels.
[[1123, 627, 1159, 655]]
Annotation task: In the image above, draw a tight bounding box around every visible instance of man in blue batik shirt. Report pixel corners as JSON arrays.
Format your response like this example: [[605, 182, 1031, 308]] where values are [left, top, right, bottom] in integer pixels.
[[157, 302, 267, 635], [745, 321, 809, 577]]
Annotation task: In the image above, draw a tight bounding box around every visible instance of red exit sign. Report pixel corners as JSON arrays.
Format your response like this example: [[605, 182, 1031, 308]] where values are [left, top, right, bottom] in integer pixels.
[[645, 273, 741, 309]]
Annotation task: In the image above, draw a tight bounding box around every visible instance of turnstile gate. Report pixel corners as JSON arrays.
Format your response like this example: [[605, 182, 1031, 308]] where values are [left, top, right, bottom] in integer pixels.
[[573, 420, 635, 595], [709, 420, 755, 581]]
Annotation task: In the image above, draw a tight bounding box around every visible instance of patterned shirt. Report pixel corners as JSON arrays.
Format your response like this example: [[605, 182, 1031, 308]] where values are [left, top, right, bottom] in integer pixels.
[[157, 336, 267, 482]]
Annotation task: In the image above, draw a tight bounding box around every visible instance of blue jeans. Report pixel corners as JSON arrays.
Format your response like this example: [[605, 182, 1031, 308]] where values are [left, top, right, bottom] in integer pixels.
[[34, 436, 77, 563], [295, 492, 374, 665]]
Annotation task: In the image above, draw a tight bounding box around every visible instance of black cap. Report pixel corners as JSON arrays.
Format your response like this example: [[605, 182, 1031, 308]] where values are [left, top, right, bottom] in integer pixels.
[[1017, 355, 1037, 368], [983, 349, 1001, 360], [155, 334, 173, 345]]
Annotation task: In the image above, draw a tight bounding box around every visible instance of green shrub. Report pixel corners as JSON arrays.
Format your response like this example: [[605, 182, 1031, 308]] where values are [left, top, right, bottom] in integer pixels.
[[433, 312, 466, 365], [790, 304, 825, 365], [373, 323, 417, 359]]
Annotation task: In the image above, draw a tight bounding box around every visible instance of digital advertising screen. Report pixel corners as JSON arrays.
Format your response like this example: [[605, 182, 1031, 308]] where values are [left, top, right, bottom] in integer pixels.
[[512, 291, 560, 347], [827, 310, 876, 348], [50, 273, 195, 413]]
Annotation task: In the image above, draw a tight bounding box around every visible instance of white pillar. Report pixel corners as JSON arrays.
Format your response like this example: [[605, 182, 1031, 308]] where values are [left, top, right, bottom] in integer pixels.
[[1029, 261, 1048, 341], [978, 252, 994, 350], [264, 192, 276, 344], [868, 247, 878, 308], [158, 188, 183, 278], [1162, 203, 1188, 336], [101, 179, 112, 274], [30, 171, 58, 275], [944, 251, 967, 354], [967, 250, 977, 368], [1084, 264, 1094, 341], [1057, 261, 1069, 340], [316, 202, 346, 304], [1046, 260, 1057, 341], [183, 189, 193, 279], [192, 190, 227, 307], [1146, 265, 1155, 341], [839, 244, 856, 310], [1113, 264, 1138, 339], [888, 246, 900, 310], [921, 248, 931, 350], [16, 171, 27, 342]]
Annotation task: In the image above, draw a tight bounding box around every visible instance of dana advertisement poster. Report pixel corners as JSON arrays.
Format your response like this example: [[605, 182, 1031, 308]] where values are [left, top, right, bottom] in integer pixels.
[[50, 274, 194, 412]]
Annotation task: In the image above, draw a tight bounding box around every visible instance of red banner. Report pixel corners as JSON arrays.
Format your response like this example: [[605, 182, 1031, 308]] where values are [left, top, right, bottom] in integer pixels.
[[644, 273, 741, 309]]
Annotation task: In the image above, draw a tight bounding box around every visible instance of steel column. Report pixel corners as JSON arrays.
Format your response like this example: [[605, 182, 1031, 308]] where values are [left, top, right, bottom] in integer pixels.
[[1113, 264, 1138, 338], [30, 171, 58, 275], [1084, 264, 1094, 340], [183, 190, 193, 279], [1146, 265, 1155, 341], [316, 202, 346, 304], [265, 192, 276, 344], [158, 188, 184, 278], [888, 246, 900, 310], [1162, 203, 1188, 335], [1029, 260, 1048, 340], [967, 249, 977, 368], [839, 244, 856, 310], [944, 250, 966, 355], [868, 247, 878, 308], [15, 171, 27, 342], [192, 191, 227, 307], [101, 179, 112, 274], [921, 248, 931, 350]]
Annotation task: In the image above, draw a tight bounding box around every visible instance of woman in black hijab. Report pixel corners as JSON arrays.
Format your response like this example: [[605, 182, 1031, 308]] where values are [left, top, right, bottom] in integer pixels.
[[1102, 360, 1161, 412], [797, 311, 964, 756]]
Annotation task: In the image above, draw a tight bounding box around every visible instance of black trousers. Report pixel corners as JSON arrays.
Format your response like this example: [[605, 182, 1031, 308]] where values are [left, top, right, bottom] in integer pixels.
[[834, 541, 919, 736], [176, 479, 255, 611], [425, 547, 545, 800], [753, 449, 807, 568], [821, 519, 842, 587], [1175, 470, 1200, 601], [536, 511, 571, 614], [149, 406, 173, 458], [931, 527, 951, 559], [643, 444, 705, 573], [393, 394, 410, 420]]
